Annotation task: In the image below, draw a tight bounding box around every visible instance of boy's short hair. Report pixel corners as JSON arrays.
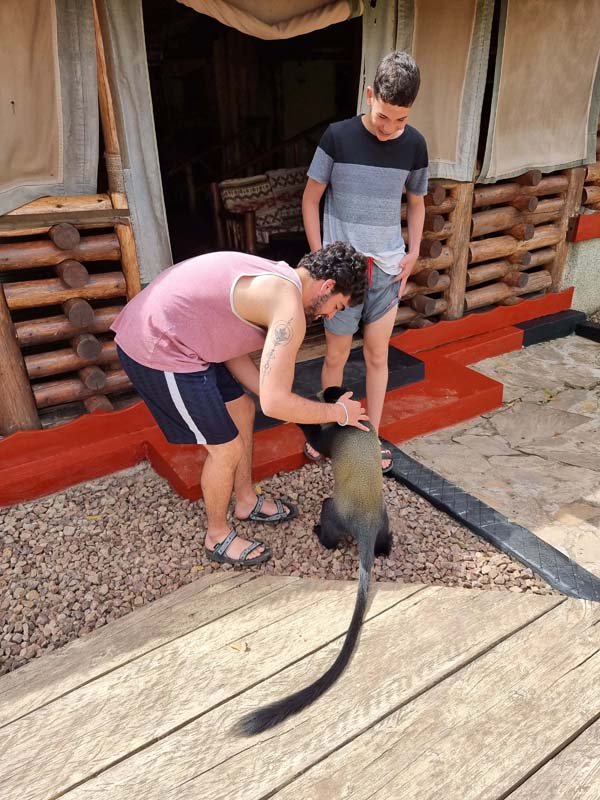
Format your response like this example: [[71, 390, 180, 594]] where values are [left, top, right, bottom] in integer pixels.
[[374, 51, 420, 107], [298, 241, 367, 306]]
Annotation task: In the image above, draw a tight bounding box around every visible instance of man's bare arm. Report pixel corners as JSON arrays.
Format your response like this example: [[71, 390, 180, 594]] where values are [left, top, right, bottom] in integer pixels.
[[225, 354, 260, 395], [259, 289, 367, 428]]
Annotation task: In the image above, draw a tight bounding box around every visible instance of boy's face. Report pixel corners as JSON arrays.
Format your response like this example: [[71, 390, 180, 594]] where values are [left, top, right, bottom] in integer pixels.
[[365, 87, 411, 141]]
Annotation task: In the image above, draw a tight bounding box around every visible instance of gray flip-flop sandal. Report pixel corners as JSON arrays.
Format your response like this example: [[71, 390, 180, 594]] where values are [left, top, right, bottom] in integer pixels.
[[206, 529, 272, 566], [243, 495, 299, 524]]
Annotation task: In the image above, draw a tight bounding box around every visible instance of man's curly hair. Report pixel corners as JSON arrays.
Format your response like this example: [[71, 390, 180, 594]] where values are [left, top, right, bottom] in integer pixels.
[[297, 242, 367, 306]]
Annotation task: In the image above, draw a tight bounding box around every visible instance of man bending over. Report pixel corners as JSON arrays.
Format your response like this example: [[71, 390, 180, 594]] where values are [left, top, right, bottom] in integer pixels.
[[112, 242, 368, 567]]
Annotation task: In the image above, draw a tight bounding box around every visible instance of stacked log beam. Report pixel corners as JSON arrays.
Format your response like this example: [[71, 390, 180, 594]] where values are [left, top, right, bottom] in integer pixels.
[[464, 168, 584, 311], [0, 205, 132, 434], [395, 180, 461, 327]]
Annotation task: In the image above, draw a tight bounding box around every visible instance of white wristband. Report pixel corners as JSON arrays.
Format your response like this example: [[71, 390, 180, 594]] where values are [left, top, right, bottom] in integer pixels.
[[335, 399, 349, 427]]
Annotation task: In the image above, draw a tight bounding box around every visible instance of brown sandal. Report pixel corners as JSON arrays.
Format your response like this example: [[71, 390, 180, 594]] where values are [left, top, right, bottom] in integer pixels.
[[303, 441, 324, 462], [381, 446, 394, 474]]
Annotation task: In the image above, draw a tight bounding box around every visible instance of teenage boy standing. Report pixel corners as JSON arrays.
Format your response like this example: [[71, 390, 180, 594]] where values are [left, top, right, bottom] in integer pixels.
[[302, 51, 429, 472]]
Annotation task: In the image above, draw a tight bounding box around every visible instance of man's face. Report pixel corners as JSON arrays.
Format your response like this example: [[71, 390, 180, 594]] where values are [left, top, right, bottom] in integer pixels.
[[304, 285, 350, 324], [365, 87, 411, 141]]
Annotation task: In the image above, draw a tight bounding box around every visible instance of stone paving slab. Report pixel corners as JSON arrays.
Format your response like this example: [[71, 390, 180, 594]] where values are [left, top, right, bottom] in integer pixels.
[[402, 335, 600, 579]]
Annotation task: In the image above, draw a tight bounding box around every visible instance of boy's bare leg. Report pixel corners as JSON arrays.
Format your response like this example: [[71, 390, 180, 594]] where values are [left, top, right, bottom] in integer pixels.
[[303, 330, 354, 459], [321, 330, 353, 389], [362, 305, 397, 467]]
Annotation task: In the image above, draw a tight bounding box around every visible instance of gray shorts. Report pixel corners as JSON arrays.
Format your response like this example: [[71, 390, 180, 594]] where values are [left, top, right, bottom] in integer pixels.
[[325, 261, 399, 336]]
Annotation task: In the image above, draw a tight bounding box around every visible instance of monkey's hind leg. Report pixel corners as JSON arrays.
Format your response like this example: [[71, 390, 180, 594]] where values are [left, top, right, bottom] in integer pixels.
[[314, 498, 347, 550], [374, 511, 392, 557]]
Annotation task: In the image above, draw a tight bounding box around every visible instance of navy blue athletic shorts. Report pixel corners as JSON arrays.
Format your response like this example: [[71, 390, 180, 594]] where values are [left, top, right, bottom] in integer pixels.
[[117, 345, 245, 445]]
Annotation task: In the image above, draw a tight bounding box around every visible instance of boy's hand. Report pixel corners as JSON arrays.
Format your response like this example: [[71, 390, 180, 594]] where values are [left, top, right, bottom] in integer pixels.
[[393, 252, 418, 299]]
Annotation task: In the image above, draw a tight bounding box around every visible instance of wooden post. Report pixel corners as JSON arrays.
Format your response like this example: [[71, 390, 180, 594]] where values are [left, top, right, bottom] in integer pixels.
[[582, 185, 600, 205], [444, 181, 474, 319], [79, 366, 108, 391], [514, 169, 542, 186], [210, 183, 227, 249], [510, 196, 538, 212], [413, 269, 441, 288], [63, 298, 95, 328], [585, 163, 600, 182], [507, 223, 535, 241], [71, 333, 103, 360], [56, 259, 90, 288], [550, 167, 586, 290], [84, 395, 114, 413], [419, 239, 442, 259], [0, 287, 40, 433], [93, 0, 142, 299], [49, 223, 81, 250]]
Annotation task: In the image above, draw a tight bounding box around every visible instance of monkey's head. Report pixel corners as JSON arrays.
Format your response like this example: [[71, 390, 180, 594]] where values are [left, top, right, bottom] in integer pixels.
[[320, 386, 349, 404]]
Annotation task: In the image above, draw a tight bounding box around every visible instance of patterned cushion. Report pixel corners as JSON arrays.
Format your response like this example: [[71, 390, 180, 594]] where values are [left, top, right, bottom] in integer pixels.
[[266, 167, 308, 230], [219, 174, 272, 213], [219, 174, 283, 242]]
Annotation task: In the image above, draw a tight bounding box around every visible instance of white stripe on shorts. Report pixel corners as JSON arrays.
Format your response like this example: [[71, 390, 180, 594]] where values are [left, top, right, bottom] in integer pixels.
[[164, 372, 207, 444]]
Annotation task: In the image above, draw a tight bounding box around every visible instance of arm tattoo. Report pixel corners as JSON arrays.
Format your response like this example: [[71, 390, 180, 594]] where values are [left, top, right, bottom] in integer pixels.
[[261, 317, 293, 378]]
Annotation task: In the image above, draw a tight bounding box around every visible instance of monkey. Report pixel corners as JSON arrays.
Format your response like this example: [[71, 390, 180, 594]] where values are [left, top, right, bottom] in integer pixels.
[[236, 386, 391, 736]]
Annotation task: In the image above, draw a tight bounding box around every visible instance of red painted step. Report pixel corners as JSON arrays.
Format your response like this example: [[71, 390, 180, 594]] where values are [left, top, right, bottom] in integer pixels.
[[0, 290, 574, 506]]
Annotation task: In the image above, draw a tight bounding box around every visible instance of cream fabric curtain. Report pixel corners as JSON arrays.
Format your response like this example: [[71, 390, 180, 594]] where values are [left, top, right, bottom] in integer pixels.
[[177, 0, 362, 39], [0, 0, 98, 215], [479, 0, 600, 182], [358, 0, 494, 182], [99, 0, 172, 283]]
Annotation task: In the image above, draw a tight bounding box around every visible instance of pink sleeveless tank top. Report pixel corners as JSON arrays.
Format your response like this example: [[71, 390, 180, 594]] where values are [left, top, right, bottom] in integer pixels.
[[111, 251, 302, 372]]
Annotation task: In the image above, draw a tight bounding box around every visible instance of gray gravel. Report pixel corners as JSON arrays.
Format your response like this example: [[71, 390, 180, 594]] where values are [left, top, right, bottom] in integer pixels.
[[0, 461, 556, 676]]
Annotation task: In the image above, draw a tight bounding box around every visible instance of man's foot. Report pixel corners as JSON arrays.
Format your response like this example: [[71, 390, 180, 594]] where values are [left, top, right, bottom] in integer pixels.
[[381, 445, 393, 474], [303, 441, 324, 462], [235, 495, 298, 524], [205, 529, 271, 565]]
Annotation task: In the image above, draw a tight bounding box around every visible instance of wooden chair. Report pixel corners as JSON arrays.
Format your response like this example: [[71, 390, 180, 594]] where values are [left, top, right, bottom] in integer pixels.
[[209, 168, 309, 261]]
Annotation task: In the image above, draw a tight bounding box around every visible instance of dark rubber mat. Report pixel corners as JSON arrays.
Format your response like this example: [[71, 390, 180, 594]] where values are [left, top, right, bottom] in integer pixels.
[[385, 442, 600, 601], [254, 346, 424, 432], [575, 320, 600, 343], [516, 309, 587, 347]]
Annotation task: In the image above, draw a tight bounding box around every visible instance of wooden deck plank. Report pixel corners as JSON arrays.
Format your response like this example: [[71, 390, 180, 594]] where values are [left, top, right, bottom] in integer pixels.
[[0, 571, 291, 729], [2, 579, 420, 800], [509, 717, 600, 799], [56, 587, 560, 800], [268, 600, 600, 800]]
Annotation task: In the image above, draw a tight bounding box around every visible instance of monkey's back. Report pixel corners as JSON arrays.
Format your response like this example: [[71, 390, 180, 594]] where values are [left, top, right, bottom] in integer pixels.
[[330, 424, 383, 524]]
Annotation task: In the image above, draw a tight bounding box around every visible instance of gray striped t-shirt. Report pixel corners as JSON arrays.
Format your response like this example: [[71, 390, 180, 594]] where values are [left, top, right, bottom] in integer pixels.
[[308, 116, 429, 274]]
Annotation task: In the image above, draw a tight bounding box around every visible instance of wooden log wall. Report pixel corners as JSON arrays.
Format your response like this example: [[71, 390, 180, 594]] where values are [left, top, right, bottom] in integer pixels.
[[582, 117, 600, 212], [0, 196, 137, 434], [0, 3, 144, 435], [391, 164, 587, 328], [394, 181, 461, 328]]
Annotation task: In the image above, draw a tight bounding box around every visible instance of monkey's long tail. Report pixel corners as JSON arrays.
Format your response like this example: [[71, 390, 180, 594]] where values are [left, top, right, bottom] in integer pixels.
[[236, 552, 373, 736]]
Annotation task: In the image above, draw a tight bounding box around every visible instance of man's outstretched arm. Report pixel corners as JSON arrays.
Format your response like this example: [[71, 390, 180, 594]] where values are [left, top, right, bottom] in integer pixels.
[[258, 287, 367, 429]]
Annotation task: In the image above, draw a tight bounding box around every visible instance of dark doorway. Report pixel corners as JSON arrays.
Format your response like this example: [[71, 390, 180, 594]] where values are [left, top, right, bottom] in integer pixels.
[[142, 1, 362, 263]]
